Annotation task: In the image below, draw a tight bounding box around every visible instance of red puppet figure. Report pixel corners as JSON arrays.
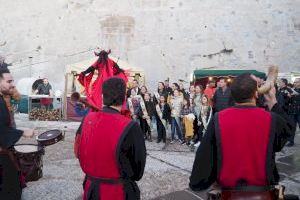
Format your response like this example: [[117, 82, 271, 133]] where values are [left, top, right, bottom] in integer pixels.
[[78, 49, 128, 111]]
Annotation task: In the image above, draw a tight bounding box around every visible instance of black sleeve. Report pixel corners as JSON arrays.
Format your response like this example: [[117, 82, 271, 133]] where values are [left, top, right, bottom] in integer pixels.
[[81, 66, 95, 75], [0, 128, 23, 148], [151, 102, 157, 116], [189, 119, 218, 191], [212, 92, 217, 106], [114, 63, 124, 74], [118, 121, 146, 181], [164, 104, 171, 121], [0, 101, 23, 148], [271, 103, 294, 152], [126, 89, 131, 98], [228, 90, 235, 106]]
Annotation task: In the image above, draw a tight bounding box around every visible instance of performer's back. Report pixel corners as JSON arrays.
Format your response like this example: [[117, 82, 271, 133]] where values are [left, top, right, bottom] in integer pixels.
[[217, 106, 272, 187]]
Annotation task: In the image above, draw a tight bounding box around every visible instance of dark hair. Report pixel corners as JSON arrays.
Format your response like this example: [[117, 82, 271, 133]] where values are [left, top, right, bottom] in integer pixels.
[[141, 85, 148, 92], [160, 95, 166, 102], [281, 78, 288, 86], [102, 77, 126, 106], [0, 67, 10, 79], [172, 82, 180, 90], [287, 83, 293, 88], [95, 49, 111, 64], [195, 84, 203, 91], [158, 82, 165, 87], [231, 73, 257, 103], [201, 95, 209, 105], [144, 92, 151, 97], [183, 97, 190, 107]]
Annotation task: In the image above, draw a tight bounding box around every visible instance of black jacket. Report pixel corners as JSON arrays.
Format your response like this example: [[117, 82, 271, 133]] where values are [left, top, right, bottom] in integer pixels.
[[213, 87, 234, 112], [189, 104, 293, 191], [137, 100, 156, 118], [155, 103, 171, 123]]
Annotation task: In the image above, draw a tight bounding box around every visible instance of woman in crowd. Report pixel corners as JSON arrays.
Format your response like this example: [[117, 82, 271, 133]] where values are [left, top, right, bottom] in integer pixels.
[[127, 89, 141, 122], [157, 82, 168, 98], [192, 85, 203, 145], [181, 97, 195, 145], [170, 89, 184, 144], [196, 95, 213, 147], [140, 85, 148, 99], [179, 82, 188, 98], [138, 92, 155, 141], [155, 95, 171, 143], [188, 85, 195, 105]]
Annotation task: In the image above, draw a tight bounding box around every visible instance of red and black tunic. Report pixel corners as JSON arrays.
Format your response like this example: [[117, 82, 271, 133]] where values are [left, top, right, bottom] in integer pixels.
[[189, 104, 293, 190], [0, 95, 24, 199], [75, 106, 146, 200]]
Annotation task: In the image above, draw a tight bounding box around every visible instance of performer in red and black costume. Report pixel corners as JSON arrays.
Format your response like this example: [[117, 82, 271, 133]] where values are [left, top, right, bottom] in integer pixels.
[[75, 77, 146, 200], [0, 68, 35, 199], [78, 49, 128, 111], [189, 73, 297, 199]]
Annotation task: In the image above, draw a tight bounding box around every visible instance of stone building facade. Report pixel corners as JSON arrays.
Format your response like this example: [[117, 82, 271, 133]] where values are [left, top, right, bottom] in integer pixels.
[[0, 0, 299, 91]]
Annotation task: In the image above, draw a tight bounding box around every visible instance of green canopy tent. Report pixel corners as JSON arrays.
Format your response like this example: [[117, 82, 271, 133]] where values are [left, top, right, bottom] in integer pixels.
[[194, 69, 266, 79], [193, 69, 266, 87]]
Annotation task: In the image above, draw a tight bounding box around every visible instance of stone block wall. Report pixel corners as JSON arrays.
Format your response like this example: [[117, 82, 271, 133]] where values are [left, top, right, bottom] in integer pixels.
[[0, 0, 299, 91]]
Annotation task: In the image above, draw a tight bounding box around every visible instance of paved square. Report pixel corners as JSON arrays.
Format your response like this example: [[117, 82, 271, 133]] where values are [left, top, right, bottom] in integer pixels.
[[14, 114, 300, 200]]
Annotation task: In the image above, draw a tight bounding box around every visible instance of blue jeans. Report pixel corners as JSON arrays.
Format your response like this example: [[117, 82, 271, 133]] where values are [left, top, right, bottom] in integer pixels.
[[171, 117, 182, 140]]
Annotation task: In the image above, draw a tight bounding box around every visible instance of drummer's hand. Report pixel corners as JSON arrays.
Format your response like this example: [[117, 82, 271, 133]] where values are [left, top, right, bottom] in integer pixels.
[[23, 129, 36, 138]]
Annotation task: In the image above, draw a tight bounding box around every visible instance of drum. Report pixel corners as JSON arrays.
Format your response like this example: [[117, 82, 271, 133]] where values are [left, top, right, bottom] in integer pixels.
[[14, 144, 45, 182], [36, 129, 64, 146]]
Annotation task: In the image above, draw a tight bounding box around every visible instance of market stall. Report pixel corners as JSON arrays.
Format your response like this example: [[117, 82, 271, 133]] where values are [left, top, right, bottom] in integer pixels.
[[193, 69, 266, 87], [64, 57, 145, 121]]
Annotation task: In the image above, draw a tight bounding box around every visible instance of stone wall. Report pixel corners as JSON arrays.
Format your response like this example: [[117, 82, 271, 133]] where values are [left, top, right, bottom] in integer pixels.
[[0, 0, 299, 91]]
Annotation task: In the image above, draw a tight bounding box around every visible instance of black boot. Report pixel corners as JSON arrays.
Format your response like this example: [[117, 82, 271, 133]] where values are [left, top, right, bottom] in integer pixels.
[[148, 132, 152, 142]]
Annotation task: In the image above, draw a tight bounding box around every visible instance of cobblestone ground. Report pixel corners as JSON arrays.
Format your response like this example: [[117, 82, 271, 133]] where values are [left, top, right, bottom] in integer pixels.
[[13, 114, 300, 200]]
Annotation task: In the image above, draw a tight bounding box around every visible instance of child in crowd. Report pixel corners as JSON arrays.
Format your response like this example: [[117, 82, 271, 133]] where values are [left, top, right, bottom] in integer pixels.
[[181, 98, 195, 145], [138, 93, 155, 141], [196, 95, 213, 147], [170, 89, 184, 144], [155, 95, 171, 143], [127, 89, 141, 122]]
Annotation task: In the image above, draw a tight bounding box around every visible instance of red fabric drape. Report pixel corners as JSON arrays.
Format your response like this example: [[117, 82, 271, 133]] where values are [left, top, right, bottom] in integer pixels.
[[78, 58, 128, 111]]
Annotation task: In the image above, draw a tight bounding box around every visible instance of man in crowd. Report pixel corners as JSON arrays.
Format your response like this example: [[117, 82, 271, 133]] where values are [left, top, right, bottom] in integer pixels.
[[34, 78, 53, 110], [277, 78, 296, 146], [127, 79, 141, 98], [164, 79, 173, 95], [190, 73, 295, 199], [0, 67, 35, 199], [290, 78, 300, 138], [213, 78, 234, 112], [34, 78, 53, 96], [75, 77, 146, 200], [204, 80, 216, 105]]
